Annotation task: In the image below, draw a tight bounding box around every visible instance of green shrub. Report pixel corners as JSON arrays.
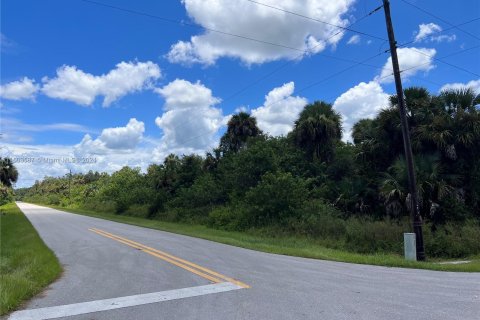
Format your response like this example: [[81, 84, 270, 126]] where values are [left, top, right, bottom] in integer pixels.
[[208, 206, 238, 230], [344, 218, 406, 254], [242, 172, 309, 227], [81, 199, 117, 214], [424, 221, 480, 258], [123, 204, 150, 218], [291, 199, 346, 239], [46, 194, 61, 205], [0, 185, 14, 206]]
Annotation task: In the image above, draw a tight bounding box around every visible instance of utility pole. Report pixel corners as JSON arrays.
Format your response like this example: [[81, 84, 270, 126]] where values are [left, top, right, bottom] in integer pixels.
[[382, 0, 425, 261]]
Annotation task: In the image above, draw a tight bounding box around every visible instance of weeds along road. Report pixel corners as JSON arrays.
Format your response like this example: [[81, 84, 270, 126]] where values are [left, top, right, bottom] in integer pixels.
[[8, 202, 480, 320]]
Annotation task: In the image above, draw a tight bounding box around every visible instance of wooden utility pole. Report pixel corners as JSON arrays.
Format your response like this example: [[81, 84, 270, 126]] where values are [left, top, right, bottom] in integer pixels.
[[382, 0, 425, 260]]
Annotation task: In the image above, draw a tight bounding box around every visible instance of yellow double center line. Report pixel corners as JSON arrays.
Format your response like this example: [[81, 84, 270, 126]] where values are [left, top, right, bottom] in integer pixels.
[[89, 228, 249, 288]]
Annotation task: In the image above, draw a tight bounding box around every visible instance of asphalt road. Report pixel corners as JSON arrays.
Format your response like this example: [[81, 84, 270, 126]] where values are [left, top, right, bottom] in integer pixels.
[[8, 202, 480, 320]]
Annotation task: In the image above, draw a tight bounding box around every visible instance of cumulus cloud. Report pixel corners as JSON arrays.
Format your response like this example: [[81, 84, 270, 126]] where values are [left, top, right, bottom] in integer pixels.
[[347, 35, 360, 45], [74, 118, 145, 155], [440, 79, 480, 94], [414, 23, 442, 42], [167, 0, 354, 65], [376, 47, 436, 83], [414, 23, 455, 43], [154, 79, 225, 155], [251, 82, 307, 136], [0, 77, 39, 100], [333, 81, 390, 142], [41, 61, 161, 106]]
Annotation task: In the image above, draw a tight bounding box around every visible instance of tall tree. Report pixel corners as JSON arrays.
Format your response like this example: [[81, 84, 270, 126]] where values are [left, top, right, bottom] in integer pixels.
[[293, 101, 342, 162], [219, 112, 262, 154], [0, 157, 18, 187]]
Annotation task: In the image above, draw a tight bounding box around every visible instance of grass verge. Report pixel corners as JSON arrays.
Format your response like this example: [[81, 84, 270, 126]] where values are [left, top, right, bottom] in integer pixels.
[[41, 203, 480, 272], [0, 202, 62, 315]]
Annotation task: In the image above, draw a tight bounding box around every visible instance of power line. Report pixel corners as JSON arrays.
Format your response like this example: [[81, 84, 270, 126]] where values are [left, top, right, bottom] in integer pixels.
[[398, 16, 480, 48], [177, 42, 480, 147], [244, 0, 386, 41], [80, 0, 315, 54], [388, 16, 480, 78], [175, 50, 389, 147], [157, 4, 386, 134], [81, 0, 385, 75], [376, 44, 480, 82], [409, 47, 479, 78], [400, 0, 480, 41], [222, 4, 385, 104]]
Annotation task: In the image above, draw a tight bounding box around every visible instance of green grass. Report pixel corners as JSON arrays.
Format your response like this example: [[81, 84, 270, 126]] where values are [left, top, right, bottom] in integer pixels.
[[43, 204, 480, 272], [0, 203, 62, 315]]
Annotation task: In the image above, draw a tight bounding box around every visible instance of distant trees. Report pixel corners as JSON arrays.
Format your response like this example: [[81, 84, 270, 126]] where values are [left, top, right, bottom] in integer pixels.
[[17, 87, 480, 258]]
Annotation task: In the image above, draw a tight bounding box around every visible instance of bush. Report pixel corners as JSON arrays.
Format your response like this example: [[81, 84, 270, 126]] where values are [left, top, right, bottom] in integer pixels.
[[81, 199, 117, 214], [424, 220, 480, 258], [344, 218, 406, 254], [46, 194, 61, 205], [208, 206, 239, 230], [242, 172, 309, 227], [290, 199, 346, 239], [0, 185, 14, 206], [123, 204, 150, 218]]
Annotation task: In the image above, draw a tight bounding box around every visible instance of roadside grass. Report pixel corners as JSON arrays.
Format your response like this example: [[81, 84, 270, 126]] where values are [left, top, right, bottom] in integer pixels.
[[42, 204, 480, 272], [0, 203, 62, 315]]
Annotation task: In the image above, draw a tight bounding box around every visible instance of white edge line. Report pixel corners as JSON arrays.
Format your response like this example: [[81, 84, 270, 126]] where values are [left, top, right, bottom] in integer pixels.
[[9, 282, 243, 320]]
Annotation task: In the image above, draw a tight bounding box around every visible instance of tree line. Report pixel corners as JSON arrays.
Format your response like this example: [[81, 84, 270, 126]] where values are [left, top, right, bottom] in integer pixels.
[[15, 87, 480, 258]]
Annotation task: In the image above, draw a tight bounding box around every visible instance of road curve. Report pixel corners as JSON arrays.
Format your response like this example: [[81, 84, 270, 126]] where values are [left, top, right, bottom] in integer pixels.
[[8, 202, 480, 320]]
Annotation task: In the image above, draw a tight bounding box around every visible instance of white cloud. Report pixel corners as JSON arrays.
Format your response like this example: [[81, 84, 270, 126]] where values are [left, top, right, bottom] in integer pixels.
[[167, 0, 354, 65], [376, 47, 436, 83], [154, 79, 225, 155], [74, 118, 145, 155], [414, 23, 456, 43], [235, 106, 249, 113], [41, 61, 161, 106], [440, 79, 480, 94], [251, 82, 307, 136], [98, 118, 145, 149], [430, 34, 456, 43], [1, 118, 93, 134], [414, 23, 442, 42], [333, 81, 390, 142], [347, 35, 360, 45], [0, 77, 39, 100]]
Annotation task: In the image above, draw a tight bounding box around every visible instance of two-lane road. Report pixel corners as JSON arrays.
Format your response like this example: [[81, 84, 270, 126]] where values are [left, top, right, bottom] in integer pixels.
[[8, 202, 480, 319]]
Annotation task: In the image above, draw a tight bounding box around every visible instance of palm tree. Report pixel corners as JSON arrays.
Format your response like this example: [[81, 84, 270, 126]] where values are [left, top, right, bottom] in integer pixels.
[[380, 154, 457, 220], [439, 88, 480, 114], [219, 112, 262, 154], [0, 157, 18, 187], [352, 119, 376, 144], [415, 88, 480, 159], [293, 101, 342, 162]]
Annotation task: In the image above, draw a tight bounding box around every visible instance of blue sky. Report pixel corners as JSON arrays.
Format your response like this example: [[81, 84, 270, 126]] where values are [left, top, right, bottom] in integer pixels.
[[1, 0, 479, 187]]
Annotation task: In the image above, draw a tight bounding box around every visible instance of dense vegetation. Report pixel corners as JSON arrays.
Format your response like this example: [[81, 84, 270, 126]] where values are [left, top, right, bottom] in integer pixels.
[[0, 202, 61, 315], [0, 157, 18, 206], [17, 87, 480, 259]]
